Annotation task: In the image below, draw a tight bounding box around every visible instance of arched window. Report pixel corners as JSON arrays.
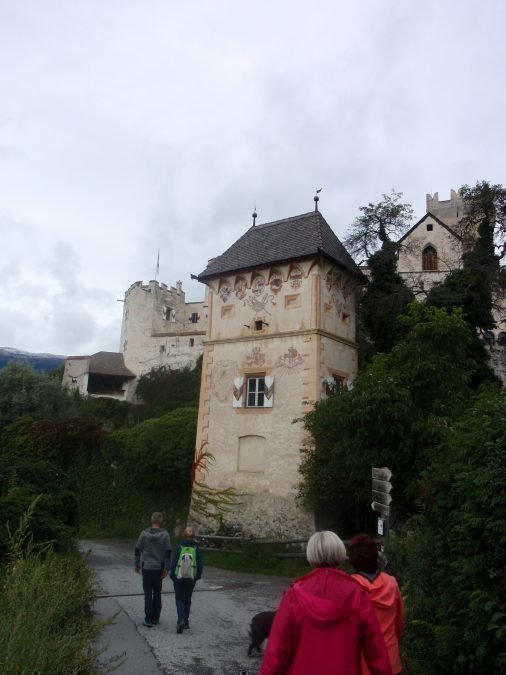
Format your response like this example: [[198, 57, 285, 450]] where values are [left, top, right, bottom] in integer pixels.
[[422, 245, 438, 271]]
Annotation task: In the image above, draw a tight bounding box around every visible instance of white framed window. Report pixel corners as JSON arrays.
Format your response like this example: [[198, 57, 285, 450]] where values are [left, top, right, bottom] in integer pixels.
[[247, 376, 265, 407], [233, 374, 274, 408]]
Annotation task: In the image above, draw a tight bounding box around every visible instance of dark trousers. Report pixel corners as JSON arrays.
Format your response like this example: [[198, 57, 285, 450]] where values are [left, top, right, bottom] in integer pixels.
[[173, 578, 196, 625], [142, 568, 163, 623]]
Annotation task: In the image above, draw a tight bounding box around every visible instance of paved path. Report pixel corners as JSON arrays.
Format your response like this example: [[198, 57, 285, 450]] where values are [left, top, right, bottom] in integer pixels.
[[80, 539, 294, 675]]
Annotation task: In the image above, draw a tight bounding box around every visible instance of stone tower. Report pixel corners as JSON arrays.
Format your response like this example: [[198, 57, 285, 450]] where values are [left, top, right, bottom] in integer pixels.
[[120, 279, 208, 379], [192, 211, 363, 537]]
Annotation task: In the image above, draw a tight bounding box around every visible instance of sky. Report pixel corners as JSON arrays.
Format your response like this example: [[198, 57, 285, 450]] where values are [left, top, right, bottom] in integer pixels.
[[1, 0, 505, 356]]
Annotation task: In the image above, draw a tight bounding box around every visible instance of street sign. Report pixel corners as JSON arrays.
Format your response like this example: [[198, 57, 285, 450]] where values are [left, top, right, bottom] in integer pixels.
[[371, 467, 392, 519], [371, 501, 390, 517], [372, 467, 392, 481], [372, 490, 392, 505], [372, 478, 393, 493]]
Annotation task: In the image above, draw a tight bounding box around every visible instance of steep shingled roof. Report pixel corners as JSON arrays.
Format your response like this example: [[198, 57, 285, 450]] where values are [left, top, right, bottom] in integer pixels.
[[197, 211, 363, 280], [88, 352, 136, 378]]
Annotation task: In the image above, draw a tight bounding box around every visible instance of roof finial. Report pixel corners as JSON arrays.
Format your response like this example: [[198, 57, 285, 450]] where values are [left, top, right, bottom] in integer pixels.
[[252, 206, 258, 226], [314, 188, 322, 212]]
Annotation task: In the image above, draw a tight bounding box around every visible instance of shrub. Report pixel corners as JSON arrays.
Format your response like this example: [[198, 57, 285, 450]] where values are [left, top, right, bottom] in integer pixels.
[[387, 386, 506, 674], [0, 503, 101, 674]]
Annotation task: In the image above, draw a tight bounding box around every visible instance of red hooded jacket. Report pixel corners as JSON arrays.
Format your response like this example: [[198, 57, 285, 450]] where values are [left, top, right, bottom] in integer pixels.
[[351, 572, 404, 674], [260, 567, 392, 675]]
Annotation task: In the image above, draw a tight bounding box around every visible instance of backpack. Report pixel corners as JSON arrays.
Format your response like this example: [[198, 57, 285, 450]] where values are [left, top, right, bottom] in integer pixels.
[[176, 545, 197, 579]]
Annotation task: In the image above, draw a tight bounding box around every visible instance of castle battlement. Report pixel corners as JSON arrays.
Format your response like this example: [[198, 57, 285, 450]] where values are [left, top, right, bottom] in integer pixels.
[[426, 189, 464, 228]]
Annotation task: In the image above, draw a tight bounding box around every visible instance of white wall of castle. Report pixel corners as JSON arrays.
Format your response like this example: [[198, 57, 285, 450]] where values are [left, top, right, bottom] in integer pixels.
[[193, 258, 359, 537], [397, 214, 463, 294], [62, 358, 89, 396], [120, 280, 208, 381], [397, 190, 506, 385]]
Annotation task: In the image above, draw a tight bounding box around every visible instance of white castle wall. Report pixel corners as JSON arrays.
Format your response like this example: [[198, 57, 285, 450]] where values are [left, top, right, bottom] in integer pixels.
[[120, 280, 208, 380]]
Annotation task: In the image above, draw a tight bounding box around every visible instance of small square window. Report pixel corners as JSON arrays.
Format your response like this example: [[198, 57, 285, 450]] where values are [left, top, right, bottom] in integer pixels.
[[255, 320, 263, 331], [189, 338, 194, 347], [426, 223, 433, 231], [190, 313, 199, 323]]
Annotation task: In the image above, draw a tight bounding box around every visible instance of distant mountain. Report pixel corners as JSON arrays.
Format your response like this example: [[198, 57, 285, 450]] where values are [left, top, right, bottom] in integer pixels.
[[0, 347, 66, 372]]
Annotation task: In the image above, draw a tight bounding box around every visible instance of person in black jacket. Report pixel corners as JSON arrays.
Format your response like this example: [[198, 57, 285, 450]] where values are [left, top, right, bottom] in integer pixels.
[[170, 526, 203, 633], [134, 512, 171, 627]]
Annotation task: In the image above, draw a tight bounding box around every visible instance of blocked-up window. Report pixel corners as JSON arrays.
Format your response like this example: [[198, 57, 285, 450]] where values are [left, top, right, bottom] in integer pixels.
[[238, 435, 266, 472]]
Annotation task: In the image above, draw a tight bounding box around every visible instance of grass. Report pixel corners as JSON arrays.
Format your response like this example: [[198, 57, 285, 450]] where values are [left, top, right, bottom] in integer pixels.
[[202, 542, 312, 577], [0, 501, 104, 675]]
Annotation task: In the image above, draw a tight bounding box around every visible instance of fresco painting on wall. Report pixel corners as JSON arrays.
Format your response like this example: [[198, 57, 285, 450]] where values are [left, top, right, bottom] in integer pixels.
[[235, 276, 247, 300], [246, 347, 266, 368], [275, 346, 304, 371], [212, 360, 238, 402], [325, 269, 351, 317], [289, 265, 303, 289]]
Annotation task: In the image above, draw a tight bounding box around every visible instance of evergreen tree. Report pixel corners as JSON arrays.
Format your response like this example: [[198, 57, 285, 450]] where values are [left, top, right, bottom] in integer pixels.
[[345, 191, 415, 358], [428, 180, 506, 331]]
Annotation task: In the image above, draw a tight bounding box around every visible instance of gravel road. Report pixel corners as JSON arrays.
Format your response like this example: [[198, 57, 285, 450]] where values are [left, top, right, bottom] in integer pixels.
[[80, 539, 294, 675]]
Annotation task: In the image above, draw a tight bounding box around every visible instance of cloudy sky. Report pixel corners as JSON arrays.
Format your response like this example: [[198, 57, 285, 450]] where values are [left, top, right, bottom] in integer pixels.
[[1, 0, 505, 356]]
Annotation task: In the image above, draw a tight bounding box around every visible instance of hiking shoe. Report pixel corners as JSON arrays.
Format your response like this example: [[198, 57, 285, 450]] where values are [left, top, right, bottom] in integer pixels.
[[152, 620, 159, 625], [177, 624, 183, 634], [183, 622, 190, 629], [143, 619, 153, 628]]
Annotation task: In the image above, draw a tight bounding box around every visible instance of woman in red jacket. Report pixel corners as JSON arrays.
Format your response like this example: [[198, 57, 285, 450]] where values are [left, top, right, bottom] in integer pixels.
[[350, 534, 404, 675], [260, 531, 392, 675]]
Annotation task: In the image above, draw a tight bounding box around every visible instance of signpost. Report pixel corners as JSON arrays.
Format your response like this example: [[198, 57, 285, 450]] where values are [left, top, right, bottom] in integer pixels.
[[371, 467, 392, 536]]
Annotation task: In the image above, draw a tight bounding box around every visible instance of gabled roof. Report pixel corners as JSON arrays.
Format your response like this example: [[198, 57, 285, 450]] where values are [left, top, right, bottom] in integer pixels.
[[88, 352, 135, 378], [398, 211, 461, 244], [197, 211, 363, 280]]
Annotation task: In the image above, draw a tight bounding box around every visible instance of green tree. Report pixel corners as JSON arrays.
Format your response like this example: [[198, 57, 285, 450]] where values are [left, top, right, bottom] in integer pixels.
[[299, 304, 490, 534], [428, 181, 506, 331], [389, 386, 506, 674], [345, 190, 414, 260], [135, 356, 202, 417], [359, 241, 415, 355], [345, 191, 415, 358], [0, 363, 71, 430]]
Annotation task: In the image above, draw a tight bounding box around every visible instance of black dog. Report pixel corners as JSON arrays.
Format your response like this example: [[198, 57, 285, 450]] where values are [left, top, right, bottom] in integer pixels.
[[248, 611, 276, 656]]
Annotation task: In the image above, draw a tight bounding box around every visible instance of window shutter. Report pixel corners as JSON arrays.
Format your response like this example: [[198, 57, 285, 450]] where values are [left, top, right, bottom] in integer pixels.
[[232, 376, 245, 407], [263, 376, 274, 407]]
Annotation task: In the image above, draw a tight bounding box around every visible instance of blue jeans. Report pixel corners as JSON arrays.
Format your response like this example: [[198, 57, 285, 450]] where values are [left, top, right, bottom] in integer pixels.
[[173, 578, 196, 625], [142, 568, 164, 623]]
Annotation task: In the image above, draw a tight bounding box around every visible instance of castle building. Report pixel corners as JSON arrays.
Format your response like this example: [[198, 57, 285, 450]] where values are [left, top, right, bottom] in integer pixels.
[[120, 279, 207, 380], [63, 279, 207, 400], [192, 210, 363, 537], [396, 190, 506, 384]]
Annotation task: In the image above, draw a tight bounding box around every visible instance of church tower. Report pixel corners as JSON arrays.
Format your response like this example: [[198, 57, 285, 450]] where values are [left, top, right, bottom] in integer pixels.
[[193, 209, 363, 537]]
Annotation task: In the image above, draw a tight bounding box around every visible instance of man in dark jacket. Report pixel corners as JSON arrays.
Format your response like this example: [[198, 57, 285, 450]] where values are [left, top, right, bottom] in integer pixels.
[[134, 512, 171, 627]]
